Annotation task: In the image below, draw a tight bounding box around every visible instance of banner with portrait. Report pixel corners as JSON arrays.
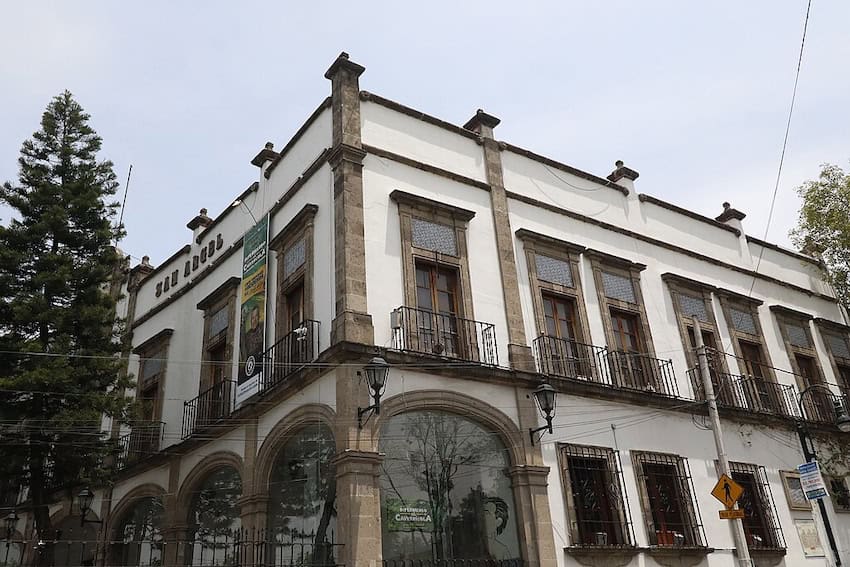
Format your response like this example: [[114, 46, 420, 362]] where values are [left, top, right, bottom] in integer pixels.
[[236, 213, 269, 405]]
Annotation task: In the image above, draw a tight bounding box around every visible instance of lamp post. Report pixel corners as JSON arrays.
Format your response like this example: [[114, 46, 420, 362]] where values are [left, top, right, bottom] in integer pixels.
[[529, 382, 557, 445], [76, 488, 103, 527], [4, 511, 19, 565], [357, 357, 390, 428], [796, 384, 850, 567]]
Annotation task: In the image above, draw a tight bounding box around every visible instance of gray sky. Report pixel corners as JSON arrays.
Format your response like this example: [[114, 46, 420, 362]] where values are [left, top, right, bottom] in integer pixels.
[[2, 1, 849, 265]]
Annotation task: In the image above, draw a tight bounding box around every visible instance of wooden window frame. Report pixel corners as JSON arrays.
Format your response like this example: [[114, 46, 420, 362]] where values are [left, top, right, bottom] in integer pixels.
[[557, 442, 635, 547], [517, 230, 592, 344], [814, 318, 850, 390], [587, 250, 655, 356], [631, 451, 706, 548], [727, 461, 786, 551], [196, 277, 240, 392], [716, 291, 776, 381], [391, 190, 475, 320], [770, 306, 825, 393], [269, 204, 317, 344], [132, 328, 174, 422]]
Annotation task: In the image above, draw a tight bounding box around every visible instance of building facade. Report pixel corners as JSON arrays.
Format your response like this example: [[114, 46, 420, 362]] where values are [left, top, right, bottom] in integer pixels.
[[9, 53, 850, 567]]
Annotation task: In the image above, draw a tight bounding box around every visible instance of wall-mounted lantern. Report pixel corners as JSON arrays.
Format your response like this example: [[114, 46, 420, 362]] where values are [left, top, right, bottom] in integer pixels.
[[358, 357, 390, 428], [76, 488, 103, 527], [529, 382, 556, 445]]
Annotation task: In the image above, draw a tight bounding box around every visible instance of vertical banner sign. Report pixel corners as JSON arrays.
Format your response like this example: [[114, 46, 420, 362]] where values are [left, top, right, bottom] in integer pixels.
[[797, 461, 828, 501], [237, 214, 269, 406]]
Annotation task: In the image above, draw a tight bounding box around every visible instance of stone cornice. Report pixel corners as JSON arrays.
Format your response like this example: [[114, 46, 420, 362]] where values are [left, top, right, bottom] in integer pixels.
[[196, 277, 240, 311], [515, 229, 586, 255], [268, 203, 319, 251], [769, 304, 814, 321], [640, 194, 740, 236], [131, 328, 174, 354], [661, 272, 719, 293], [585, 248, 647, 271], [390, 189, 476, 222]]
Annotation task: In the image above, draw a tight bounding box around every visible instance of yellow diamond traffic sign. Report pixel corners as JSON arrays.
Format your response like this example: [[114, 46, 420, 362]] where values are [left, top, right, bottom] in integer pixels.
[[711, 474, 744, 510]]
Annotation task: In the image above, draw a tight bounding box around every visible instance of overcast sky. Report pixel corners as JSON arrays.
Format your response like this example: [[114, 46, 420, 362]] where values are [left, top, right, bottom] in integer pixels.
[[2, 1, 849, 266]]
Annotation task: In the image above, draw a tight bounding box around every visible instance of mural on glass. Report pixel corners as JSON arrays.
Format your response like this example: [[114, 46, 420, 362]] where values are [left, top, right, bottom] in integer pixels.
[[112, 496, 164, 567], [379, 411, 520, 563], [267, 425, 337, 566], [187, 467, 242, 566]]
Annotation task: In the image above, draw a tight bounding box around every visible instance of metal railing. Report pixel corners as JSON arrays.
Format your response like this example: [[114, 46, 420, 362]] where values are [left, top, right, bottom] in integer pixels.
[[116, 421, 164, 469], [259, 320, 320, 395], [391, 306, 498, 366], [182, 380, 236, 439], [384, 560, 523, 567], [533, 336, 679, 397]]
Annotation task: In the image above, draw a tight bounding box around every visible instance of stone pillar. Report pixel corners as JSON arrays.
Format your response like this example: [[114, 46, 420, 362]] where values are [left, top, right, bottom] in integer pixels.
[[509, 465, 558, 567], [464, 110, 534, 372], [334, 450, 384, 567], [325, 52, 374, 346], [162, 524, 189, 567], [163, 456, 185, 567]]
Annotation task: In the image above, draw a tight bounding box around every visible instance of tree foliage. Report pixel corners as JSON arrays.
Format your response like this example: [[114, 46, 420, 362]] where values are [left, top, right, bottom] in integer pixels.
[[791, 162, 850, 310], [0, 91, 133, 537]]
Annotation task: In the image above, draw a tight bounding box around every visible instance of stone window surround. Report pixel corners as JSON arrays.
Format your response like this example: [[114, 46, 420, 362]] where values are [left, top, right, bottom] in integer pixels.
[[630, 450, 707, 549], [131, 328, 174, 422], [814, 317, 850, 388], [769, 305, 825, 389], [390, 189, 476, 320], [556, 442, 634, 548], [516, 230, 593, 346], [196, 277, 240, 392], [587, 250, 655, 357], [715, 290, 776, 382], [661, 273, 727, 371], [269, 203, 318, 345]]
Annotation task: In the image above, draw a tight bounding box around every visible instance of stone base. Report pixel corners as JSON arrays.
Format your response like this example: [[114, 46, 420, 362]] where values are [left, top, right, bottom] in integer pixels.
[[508, 343, 536, 373], [565, 546, 642, 567], [647, 546, 714, 567], [331, 310, 374, 345]]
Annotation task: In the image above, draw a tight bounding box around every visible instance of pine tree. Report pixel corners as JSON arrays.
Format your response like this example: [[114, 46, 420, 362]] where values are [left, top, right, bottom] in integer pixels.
[[0, 91, 133, 540]]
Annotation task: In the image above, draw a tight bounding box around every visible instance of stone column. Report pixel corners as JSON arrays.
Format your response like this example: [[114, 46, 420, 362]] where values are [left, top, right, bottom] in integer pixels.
[[325, 52, 374, 346], [334, 450, 384, 567], [509, 465, 558, 567], [463, 110, 534, 372]]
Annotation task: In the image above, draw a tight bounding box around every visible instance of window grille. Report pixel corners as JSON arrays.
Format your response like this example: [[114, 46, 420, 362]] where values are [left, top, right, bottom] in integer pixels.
[[785, 323, 811, 348], [559, 444, 635, 547], [827, 334, 850, 360], [679, 294, 708, 323], [601, 272, 636, 304], [209, 306, 229, 337], [632, 452, 705, 547], [827, 477, 850, 512], [283, 238, 306, 279], [730, 308, 758, 335], [728, 462, 785, 550], [536, 253, 573, 287], [411, 218, 457, 256]]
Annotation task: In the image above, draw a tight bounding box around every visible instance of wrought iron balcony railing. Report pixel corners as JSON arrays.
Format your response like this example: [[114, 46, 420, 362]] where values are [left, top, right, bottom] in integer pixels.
[[116, 421, 164, 469], [258, 320, 320, 395], [182, 379, 235, 439], [391, 306, 498, 366], [533, 335, 679, 397]]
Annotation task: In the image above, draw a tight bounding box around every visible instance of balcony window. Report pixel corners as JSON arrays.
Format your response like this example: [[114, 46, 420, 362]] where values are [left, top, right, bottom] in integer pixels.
[[559, 444, 634, 547], [270, 204, 317, 344]]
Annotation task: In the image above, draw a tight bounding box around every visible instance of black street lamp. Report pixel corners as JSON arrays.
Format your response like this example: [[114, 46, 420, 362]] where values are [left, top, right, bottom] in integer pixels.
[[357, 357, 390, 428], [796, 384, 850, 567], [529, 382, 557, 445], [76, 488, 103, 527]]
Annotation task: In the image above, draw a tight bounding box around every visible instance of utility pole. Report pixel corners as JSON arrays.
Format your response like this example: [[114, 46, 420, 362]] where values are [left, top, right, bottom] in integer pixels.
[[694, 318, 753, 567]]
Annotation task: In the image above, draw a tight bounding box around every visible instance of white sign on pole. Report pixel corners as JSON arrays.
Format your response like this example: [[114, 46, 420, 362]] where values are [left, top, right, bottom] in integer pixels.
[[797, 461, 828, 501]]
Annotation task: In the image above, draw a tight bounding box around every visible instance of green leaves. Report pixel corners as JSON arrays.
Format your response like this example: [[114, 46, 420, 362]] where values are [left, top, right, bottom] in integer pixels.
[[791, 163, 850, 311]]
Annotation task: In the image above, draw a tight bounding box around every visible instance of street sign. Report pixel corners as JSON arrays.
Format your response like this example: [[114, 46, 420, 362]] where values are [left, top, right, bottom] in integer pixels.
[[798, 461, 828, 501], [719, 509, 746, 520], [711, 474, 744, 509]]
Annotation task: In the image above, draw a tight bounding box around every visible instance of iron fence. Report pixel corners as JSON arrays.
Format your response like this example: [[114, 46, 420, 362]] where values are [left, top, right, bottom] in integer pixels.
[[258, 320, 320, 396], [391, 306, 498, 366], [182, 380, 235, 440], [383, 560, 523, 567], [533, 336, 679, 397], [116, 422, 164, 469]]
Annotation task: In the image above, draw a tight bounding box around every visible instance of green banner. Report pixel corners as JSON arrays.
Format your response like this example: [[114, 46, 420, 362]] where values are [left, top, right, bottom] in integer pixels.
[[385, 499, 433, 532], [237, 214, 269, 403]]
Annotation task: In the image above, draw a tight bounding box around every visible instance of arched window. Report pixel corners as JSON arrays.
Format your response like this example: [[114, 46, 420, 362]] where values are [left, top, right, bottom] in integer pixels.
[[187, 466, 242, 566], [111, 496, 164, 566], [266, 425, 337, 566], [379, 411, 520, 564]]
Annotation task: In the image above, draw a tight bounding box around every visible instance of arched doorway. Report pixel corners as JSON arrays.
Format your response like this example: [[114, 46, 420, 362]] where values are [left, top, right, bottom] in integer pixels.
[[186, 466, 241, 566], [110, 496, 164, 567], [266, 424, 337, 566], [379, 410, 521, 564]]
